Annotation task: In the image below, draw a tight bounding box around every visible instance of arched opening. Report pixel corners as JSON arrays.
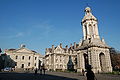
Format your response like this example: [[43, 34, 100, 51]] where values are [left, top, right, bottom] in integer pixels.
[[89, 24, 93, 36], [99, 53, 106, 71], [84, 25, 87, 39], [83, 53, 89, 69]]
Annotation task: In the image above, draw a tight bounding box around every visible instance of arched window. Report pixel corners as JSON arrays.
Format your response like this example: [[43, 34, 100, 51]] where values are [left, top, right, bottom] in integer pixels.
[[84, 25, 87, 39], [28, 62, 30, 66], [22, 56, 24, 60], [89, 24, 93, 36], [99, 53, 106, 71], [29, 56, 31, 60], [35, 57, 37, 60], [16, 56, 18, 59]]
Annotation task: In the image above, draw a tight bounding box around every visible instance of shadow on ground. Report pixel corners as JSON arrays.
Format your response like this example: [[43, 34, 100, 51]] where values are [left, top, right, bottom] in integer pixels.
[[0, 72, 78, 80]]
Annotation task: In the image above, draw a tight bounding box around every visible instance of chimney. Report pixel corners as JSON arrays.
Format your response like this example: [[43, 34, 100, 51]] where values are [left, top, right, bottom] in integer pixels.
[[60, 43, 62, 48], [74, 42, 76, 49], [52, 45, 54, 49], [66, 45, 68, 49], [70, 43, 72, 49], [65, 45, 68, 53], [52, 45, 54, 53]]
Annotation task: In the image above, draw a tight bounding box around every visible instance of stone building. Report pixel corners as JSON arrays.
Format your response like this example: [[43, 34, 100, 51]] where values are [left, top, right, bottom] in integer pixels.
[[45, 43, 77, 71], [5, 45, 44, 70], [76, 7, 112, 73], [45, 7, 112, 73]]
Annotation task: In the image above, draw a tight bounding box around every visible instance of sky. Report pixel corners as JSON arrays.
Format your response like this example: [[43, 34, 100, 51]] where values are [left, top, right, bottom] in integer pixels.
[[0, 0, 120, 55]]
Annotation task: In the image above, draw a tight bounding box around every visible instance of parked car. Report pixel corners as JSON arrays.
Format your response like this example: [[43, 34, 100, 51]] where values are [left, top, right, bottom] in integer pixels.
[[3, 67, 12, 72]]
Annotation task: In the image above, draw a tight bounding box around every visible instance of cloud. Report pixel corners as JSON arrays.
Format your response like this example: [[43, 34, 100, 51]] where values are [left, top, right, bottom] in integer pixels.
[[14, 32, 24, 37], [0, 32, 24, 39], [0, 21, 54, 40], [26, 21, 55, 38]]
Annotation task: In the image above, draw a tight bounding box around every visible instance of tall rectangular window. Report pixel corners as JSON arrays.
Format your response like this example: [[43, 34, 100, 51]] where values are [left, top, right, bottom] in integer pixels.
[[28, 62, 30, 66], [21, 64, 24, 68], [16, 56, 18, 59], [29, 56, 31, 60], [22, 56, 24, 60], [35, 57, 37, 60]]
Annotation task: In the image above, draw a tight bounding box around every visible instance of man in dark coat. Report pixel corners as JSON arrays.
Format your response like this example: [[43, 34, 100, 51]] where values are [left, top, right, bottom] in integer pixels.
[[86, 65, 96, 80]]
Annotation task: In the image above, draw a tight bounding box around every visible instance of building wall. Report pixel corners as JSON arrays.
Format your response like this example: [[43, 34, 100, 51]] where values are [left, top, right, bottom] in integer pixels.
[[45, 7, 112, 73], [5, 47, 43, 70], [45, 48, 77, 71]]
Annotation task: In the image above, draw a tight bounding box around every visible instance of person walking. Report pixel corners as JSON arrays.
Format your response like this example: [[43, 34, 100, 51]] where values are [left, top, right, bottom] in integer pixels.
[[34, 68, 38, 75], [40, 68, 42, 75], [82, 69, 85, 76], [43, 68, 46, 75], [86, 65, 97, 80]]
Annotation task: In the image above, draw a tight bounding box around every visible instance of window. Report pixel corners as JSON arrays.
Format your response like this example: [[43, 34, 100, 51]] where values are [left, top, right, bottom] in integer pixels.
[[16, 56, 18, 59], [21, 64, 24, 68], [15, 62, 17, 66], [29, 56, 31, 60], [35, 63, 36, 66], [28, 62, 30, 66], [22, 56, 24, 60], [35, 57, 37, 60]]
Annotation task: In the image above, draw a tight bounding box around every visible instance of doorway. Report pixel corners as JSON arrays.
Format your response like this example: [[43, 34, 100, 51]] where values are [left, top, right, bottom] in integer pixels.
[[99, 53, 106, 71], [83, 53, 89, 69]]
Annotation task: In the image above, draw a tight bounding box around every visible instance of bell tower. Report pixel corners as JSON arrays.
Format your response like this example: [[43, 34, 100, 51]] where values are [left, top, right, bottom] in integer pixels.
[[76, 7, 112, 73], [82, 7, 100, 40]]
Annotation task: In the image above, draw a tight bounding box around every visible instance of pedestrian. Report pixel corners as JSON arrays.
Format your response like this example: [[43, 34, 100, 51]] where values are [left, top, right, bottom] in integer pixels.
[[82, 69, 85, 76], [43, 68, 45, 75], [86, 65, 97, 80], [40, 68, 42, 75], [34, 68, 38, 75]]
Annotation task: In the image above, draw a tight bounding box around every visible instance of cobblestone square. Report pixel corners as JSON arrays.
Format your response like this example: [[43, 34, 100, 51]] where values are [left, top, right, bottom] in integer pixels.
[[0, 71, 120, 80]]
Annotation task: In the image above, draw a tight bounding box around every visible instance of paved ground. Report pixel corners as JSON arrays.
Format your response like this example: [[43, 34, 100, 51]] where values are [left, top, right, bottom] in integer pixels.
[[0, 71, 120, 80]]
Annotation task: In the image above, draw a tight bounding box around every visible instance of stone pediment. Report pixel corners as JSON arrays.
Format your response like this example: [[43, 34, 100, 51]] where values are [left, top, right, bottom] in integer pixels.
[[54, 46, 64, 53], [16, 48, 33, 53]]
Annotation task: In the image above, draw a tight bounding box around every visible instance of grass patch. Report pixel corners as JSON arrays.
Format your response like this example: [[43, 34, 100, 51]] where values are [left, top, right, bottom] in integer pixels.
[[106, 71, 120, 75]]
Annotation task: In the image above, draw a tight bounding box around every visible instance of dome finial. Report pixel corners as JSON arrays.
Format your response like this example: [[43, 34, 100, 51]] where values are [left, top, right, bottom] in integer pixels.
[[85, 7, 91, 13], [20, 44, 26, 48]]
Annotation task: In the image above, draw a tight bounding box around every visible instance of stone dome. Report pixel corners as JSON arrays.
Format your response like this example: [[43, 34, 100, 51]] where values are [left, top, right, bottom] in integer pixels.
[[85, 7, 91, 12], [82, 7, 97, 22]]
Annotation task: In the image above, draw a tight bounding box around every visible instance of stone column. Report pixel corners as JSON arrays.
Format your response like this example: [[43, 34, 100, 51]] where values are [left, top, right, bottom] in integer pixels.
[[83, 24, 86, 40], [53, 54, 56, 71], [105, 51, 112, 72], [86, 23, 90, 39], [49, 54, 51, 70], [88, 49, 91, 65], [95, 24, 99, 39], [90, 49, 99, 73], [77, 51, 84, 72], [96, 52, 101, 72], [77, 53, 80, 72]]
